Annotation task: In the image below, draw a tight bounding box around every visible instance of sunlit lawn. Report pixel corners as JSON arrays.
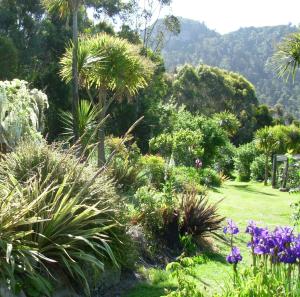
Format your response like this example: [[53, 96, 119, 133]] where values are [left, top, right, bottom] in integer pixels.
[[124, 181, 296, 297]]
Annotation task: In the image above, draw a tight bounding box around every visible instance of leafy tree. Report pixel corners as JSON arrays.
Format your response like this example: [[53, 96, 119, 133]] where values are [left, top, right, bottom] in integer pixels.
[[0, 36, 18, 80], [170, 64, 258, 144], [212, 112, 240, 138], [42, 0, 83, 141], [60, 33, 154, 165], [156, 19, 300, 119], [255, 127, 279, 185]]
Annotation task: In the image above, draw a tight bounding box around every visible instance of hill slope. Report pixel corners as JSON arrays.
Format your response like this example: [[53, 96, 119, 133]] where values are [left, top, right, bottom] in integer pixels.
[[160, 19, 300, 118]]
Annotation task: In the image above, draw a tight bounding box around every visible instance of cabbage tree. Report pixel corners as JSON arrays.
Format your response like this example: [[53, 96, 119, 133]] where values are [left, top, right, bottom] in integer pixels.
[[0, 79, 48, 152], [60, 33, 153, 165], [272, 31, 300, 81]]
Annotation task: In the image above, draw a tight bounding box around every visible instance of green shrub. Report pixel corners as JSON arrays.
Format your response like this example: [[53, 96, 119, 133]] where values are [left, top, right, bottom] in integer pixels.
[[198, 168, 222, 187], [0, 142, 131, 296], [105, 136, 145, 192], [150, 129, 204, 167], [171, 166, 205, 193], [250, 154, 271, 181], [133, 185, 180, 248], [214, 142, 236, 177], [234, 142, 257, 181], [139, 154, 166, 188]]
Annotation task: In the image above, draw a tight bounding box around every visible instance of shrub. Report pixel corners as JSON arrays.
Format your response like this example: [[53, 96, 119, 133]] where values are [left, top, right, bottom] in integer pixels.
[[133, 185, 180, 248], [250, 154, 271, 181], [180, 190, 224, 238], [171, 166, 206, 193], [0, 79, 48, 151], [105, 136, 145, 191], [234, 142, 257, 181], [0, 142, 131, 296], [150, 129, 204, 166], [214, 142, 236, 177], [134, 185, 223, 251], [198, 168, 222, 187], [139, 154, 166, 188]]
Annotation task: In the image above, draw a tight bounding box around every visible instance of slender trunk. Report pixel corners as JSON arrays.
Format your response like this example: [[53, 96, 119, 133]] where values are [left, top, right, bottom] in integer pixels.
[[72, 2, 80, 141], [264, 154, 268, 186], [97, 90, 107, 167]]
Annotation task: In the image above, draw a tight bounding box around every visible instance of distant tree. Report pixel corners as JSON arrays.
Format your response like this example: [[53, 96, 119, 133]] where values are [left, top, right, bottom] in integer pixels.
[[0, 36, 18, 80], [60, 34, 154, 165], [171, 64, 259, 144], [42, 0, 82, 141], [255, 127, 279, 185]]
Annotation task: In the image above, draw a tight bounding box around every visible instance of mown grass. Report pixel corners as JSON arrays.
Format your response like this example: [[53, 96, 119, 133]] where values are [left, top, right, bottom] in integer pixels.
[[124, 181, 296, 297]]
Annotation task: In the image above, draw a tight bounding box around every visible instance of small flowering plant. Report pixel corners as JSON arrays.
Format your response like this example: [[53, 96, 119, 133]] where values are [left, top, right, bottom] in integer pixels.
[[223, 219, 242, 283], [195, 159, 202, 169], [223, 218, 300, 291]]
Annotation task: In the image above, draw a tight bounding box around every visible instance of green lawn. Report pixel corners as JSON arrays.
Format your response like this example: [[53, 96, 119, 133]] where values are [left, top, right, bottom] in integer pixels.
[[124, 181, 296, 297]]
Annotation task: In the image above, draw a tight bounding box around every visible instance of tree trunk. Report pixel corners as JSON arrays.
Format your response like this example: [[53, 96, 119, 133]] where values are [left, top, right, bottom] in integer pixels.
[[264, 155, 269, 186], [71, 2, 80, 141]]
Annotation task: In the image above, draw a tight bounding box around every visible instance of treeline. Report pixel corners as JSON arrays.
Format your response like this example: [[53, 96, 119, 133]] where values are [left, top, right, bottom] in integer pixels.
[[158, 18, 300, 118]]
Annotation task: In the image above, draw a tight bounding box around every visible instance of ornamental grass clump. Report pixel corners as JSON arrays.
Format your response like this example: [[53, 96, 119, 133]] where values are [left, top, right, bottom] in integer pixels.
[[0, 142, 130, 296]]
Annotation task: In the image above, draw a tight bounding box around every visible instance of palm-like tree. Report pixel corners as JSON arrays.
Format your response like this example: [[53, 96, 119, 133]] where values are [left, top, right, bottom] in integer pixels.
[[272, 31, 300, 81], [255, 127, 279, 185], [60, 33, 154, 165], [43, 0, 81, 141]]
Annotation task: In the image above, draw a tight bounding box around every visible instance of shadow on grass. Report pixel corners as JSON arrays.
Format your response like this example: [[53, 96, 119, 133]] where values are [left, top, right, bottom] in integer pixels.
[[204, 251, 227, 264], [123, 283, 176, 297], [231, 184, 275, 197]]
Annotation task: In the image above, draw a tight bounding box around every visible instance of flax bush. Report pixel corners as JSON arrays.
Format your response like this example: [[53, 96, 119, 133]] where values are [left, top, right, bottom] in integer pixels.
[[0, 142, 131, 296]]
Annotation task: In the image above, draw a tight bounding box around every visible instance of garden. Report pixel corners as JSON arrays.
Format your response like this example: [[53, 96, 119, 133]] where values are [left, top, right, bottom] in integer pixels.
[[1, 1, 300, 297]]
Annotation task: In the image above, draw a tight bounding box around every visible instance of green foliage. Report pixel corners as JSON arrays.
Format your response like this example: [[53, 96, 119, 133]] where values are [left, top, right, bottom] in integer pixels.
[[0, 142, 130, 296], [234, 142, 258, 181], [214, 142, 236, 177], [164, 257, 206, 297], [159, 19, 300, 119], [0, 35, 18, 80], [150, 129, 204, 166], [150, 109, 229, 167], [60, 99, 100, 150], [219, 266, 300, 297], [170, 64, 258, 144], [105, 136, 145, 192], [212, 112, 240, 137], [0, 79, 48, 150], [60, 33, 154, 96], [198, 168, 222, 187], [170, 166, 205, 193], [250, 155, 271, 181], [133, 185, 179, 248], [140, 154, 166, 188]]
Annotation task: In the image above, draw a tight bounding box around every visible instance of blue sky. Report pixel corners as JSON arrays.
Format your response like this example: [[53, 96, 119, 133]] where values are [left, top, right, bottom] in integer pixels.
[[167, 0, 300, 33]]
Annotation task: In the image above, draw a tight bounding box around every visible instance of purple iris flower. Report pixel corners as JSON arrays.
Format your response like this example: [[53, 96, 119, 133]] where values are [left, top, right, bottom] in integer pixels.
[[226, 247, 243, 264], [223, 219, 239, 235]]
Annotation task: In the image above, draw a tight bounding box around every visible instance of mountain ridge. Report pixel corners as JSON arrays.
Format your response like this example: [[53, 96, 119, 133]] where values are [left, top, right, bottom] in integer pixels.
[[159, 18, 300, 117]]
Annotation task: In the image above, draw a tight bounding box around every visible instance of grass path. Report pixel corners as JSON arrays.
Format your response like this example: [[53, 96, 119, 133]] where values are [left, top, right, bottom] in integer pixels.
[[124, 181, 296, 297]]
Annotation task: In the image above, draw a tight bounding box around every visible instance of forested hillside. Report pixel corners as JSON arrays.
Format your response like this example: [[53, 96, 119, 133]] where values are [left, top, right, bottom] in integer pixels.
[[160, 18, 300, 118]]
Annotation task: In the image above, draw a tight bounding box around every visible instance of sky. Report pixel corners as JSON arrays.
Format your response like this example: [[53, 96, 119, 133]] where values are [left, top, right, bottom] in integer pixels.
[[167, 0, 300, 34]]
